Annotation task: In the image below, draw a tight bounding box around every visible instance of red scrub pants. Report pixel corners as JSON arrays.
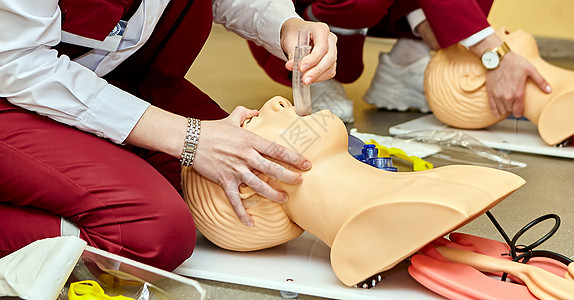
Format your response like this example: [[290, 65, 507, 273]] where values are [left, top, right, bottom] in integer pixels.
[[0, 83, 226, 271]]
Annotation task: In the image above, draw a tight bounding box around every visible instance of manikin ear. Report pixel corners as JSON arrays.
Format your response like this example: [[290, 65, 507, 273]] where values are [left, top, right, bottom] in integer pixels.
[[460, 73, 486, 93]]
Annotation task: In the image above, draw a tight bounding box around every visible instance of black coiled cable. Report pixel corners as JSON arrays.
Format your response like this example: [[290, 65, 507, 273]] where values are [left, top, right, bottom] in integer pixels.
[[485, 211, 573, 281]]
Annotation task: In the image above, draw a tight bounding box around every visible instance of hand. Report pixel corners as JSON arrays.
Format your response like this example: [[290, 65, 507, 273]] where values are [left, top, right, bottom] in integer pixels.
[[416, 20, 440, 51], [485, 52, 551, 118], [280, 18, 338, 85], [192, 106, 311, 227], [470, 34, 551, 118]]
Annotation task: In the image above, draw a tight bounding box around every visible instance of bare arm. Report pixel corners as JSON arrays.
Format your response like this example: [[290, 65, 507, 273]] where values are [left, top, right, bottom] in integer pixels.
[[126, 106, 312, 227]]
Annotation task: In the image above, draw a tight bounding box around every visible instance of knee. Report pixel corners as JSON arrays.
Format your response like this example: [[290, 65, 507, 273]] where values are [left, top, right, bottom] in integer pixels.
[[117, 198, 197, 271], [139, 209, 196, 271]]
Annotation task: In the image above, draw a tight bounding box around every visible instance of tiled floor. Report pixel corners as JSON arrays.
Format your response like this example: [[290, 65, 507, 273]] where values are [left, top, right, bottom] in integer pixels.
[[183, 24, 574, 299]]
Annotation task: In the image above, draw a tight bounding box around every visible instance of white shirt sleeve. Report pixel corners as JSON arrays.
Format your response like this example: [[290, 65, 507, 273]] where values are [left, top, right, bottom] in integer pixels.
[[459, 27, 495, 48], [212, 0, 302, 61], [0, 0, 150, 144]]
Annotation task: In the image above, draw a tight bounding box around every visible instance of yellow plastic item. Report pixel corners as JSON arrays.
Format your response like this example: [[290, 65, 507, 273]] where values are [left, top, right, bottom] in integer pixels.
[[68, 280, 134, 300], [364, 139, 433, 171]]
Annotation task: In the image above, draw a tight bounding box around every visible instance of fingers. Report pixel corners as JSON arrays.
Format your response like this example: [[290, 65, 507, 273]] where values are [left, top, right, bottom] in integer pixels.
[[280, 19, 338, 85], [510, 65, 549, 118], [485, 57, 529, 118], [253, 136, 311, 172], [222, 161, 294, 227], [528, 65, 552, 94], [248, 151, 303, 184], [300, 31, 338, 84], [194, 116, 311, 227], [488, 93, 501, 118], [512, 95, 525, 118], [506, 84, 524, 118], [241, 170, 288, 203], [223, 180, 254, 227]]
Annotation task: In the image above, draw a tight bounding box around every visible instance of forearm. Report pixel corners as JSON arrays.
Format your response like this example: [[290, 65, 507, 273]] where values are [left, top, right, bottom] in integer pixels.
[[125, 106, 188, 159]]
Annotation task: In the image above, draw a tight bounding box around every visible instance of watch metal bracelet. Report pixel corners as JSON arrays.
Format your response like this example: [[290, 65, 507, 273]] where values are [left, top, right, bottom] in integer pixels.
[[495, 42, 511, 58], [181, 117, 201, 167]]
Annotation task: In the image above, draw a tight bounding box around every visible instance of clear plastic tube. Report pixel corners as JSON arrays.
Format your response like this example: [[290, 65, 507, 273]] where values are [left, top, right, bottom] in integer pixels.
[[292, 29, 312, 116]]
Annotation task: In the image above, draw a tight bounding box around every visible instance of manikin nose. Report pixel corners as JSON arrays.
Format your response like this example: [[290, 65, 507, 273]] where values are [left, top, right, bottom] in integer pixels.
[[270, 98, 292, 111]]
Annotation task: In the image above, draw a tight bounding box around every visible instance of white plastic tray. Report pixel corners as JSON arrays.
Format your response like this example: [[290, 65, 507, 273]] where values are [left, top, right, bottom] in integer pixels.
[[389, 114, 574, 159], [175, 232, 441, 299]]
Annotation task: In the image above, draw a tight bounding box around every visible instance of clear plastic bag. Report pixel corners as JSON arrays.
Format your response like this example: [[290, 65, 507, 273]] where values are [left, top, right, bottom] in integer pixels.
[[59, 246, 205, 300], [394, 130, 526, 170]]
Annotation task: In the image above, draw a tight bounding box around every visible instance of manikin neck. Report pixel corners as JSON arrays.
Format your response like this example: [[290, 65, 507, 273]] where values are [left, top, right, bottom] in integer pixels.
[[522, 57, 574, 125]]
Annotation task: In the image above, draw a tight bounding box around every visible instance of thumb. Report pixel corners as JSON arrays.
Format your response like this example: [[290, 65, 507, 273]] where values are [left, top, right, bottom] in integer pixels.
[[227, 106, 259, 126]]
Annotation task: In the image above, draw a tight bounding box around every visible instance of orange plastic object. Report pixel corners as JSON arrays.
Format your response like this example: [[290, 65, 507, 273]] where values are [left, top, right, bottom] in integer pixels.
[[433, 233, 568, 279], [410, 246, 537, 299], [409, 233, 571, 299]]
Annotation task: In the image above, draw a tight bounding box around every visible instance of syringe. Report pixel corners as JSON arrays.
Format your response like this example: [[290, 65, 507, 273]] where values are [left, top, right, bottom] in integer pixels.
[[292, 29, 312, 117]]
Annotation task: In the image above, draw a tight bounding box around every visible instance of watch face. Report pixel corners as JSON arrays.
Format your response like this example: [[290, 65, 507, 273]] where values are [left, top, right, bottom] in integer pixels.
[[481, 51, 500, 69]]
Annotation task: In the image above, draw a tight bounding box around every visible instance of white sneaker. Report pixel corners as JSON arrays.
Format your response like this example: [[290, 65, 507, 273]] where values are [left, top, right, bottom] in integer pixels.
[[363, 52, 431, 113], [310, 79, 355, 123]]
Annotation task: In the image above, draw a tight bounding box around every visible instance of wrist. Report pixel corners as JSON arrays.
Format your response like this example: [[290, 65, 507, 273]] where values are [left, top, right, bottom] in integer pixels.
[[469, 34, 504, 58], [126, 106, 191, 159], [470, 34, 510, 70], [181, 117, 201, 167]]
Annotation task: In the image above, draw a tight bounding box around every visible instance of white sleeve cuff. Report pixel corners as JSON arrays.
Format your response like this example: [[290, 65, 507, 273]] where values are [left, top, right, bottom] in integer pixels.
[[406, 9, 426, 37], [78, 84, 150, 144], [459, 27, 495, 48]]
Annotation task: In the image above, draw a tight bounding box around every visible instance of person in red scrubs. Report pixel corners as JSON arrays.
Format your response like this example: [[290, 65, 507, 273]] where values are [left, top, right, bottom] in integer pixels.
[[248, 0, 551, 123], [0, 0, 337, 271]]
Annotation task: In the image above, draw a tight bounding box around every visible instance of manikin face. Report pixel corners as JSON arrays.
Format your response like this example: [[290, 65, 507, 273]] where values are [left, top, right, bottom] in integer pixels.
[[243, 96, 348, 162]]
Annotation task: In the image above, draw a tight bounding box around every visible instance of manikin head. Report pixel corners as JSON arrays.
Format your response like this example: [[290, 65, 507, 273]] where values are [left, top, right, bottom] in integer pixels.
[[182, 97, 345, 252], [425, 28, 574, 145], [182, 97, 525, 286]]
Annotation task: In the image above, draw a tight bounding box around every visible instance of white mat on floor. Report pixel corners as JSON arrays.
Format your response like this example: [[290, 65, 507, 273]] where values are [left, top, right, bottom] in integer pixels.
[[175, 232, 440, 300], [388, 114, 574, 159]]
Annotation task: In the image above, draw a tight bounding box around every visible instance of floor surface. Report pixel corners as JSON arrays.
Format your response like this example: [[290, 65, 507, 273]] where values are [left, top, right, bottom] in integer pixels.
[[183, 24, 574, 299]]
